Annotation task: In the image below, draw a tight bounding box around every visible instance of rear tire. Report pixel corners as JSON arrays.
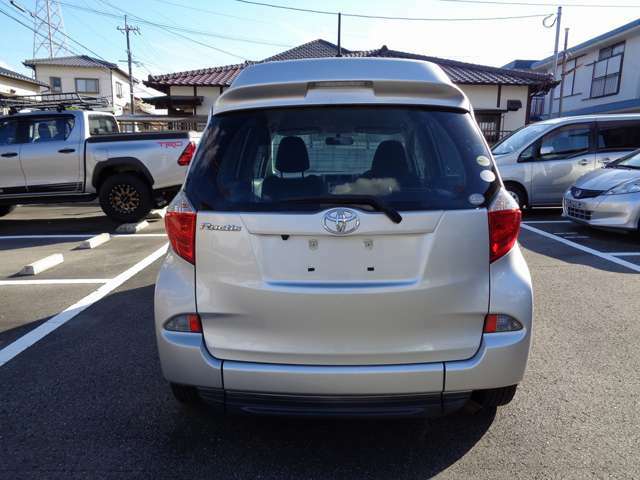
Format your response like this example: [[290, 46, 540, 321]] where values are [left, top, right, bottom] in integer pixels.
[[472, 384, 518, 408], [0, 205, 16, 217], [170, 383, 200, 405], [504, 183, 527, 210], [99, 173, 153, 223]]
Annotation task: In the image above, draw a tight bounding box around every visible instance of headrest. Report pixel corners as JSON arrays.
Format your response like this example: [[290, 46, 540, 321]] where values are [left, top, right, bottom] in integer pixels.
[[371, 140, 409, 177], [276, 136, 309, 173]]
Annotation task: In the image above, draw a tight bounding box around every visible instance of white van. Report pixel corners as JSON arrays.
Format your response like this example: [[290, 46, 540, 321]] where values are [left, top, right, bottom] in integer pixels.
[[154, 58, 533, 417]]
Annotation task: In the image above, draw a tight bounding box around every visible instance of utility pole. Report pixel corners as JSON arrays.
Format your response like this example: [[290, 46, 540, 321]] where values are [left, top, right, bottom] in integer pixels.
[[558, 28, 570, 116], [337, 13, 342, 57], [547, 6, 562, 119], [117, 15, 139, 114]]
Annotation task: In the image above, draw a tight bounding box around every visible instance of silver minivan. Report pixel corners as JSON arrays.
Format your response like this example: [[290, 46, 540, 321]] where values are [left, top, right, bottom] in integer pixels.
[[493, 114, 640, 208], [154, 58, 533, 417]]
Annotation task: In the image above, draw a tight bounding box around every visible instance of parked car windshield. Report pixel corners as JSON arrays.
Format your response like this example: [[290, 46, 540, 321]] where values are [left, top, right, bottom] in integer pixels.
[[611, 149, 640, 169], [185, 106, 498, 212], [492, 124, 549, 155]]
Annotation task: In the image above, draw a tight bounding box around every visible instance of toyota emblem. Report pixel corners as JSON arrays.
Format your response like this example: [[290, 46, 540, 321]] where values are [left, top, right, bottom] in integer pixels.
[[322, 208, 360, 235]]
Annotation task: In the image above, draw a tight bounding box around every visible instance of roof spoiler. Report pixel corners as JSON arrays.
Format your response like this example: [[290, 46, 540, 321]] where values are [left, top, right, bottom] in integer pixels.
[[214, 79, 469, 115]]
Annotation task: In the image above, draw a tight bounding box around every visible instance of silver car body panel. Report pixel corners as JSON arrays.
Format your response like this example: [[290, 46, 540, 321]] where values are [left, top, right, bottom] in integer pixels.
[[154, 57, 533, 405], [563, 168, 640, 230], [154, 246, 532, 395], [494, 113, 640, 206], [214, 58, 470, 115], [195, 209, 490, 366]]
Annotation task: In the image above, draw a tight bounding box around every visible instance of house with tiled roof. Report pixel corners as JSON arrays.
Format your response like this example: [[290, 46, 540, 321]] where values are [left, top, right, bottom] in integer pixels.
[[23, 55, 137, 115], [145, 39, 555, 141], [0, 66, 47, 113]]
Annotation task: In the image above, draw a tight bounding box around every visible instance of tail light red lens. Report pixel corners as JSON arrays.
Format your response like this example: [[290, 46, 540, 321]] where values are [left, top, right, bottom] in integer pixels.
[[488, 189, 521, 263], [165, 192, 196, 264], [484, 314, 523, 333], [164, 313, 202, 333], [177, 141, 196, 166]]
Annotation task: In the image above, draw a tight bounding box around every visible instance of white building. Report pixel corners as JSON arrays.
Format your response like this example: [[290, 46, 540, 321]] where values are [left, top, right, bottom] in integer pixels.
[[145, 39, 554, 143], [0, 66, 47, 113], [23, 55, 136, 115], [512, 18, 640, 119]]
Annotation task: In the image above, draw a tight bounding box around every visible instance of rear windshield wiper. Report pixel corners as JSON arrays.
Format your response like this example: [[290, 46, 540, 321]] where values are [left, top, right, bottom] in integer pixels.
[[607, 164, 638, 169], [282, 195, 403, 224]]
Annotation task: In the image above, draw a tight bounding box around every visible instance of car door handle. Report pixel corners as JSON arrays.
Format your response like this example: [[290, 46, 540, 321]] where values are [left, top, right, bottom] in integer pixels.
[[58, 148, 76, 153], [578, 159, 590, 166], [0, 152, 18, 158]]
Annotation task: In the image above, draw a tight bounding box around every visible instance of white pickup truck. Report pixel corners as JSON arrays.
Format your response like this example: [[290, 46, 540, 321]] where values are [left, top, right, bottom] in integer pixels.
[[0, 109, 198, 222]]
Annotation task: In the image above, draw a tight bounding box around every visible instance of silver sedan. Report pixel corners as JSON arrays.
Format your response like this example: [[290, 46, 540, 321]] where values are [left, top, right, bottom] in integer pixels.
[[563, 149, 640, 231]]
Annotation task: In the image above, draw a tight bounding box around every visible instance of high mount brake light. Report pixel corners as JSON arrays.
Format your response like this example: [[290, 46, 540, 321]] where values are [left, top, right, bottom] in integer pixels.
[[165, 191, 196, 264], [488, 188, 521, 263], [177, 141, 196, 166]]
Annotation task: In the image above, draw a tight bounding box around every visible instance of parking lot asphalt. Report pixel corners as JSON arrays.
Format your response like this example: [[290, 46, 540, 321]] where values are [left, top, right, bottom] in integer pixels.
[[1, 204, 639, 479]]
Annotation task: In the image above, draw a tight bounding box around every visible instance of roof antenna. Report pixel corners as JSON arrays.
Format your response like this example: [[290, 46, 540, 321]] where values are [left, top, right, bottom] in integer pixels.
[[337, 12, 342, 57]]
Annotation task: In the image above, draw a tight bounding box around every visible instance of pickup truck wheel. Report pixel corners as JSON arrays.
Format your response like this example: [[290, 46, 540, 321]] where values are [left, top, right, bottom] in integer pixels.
[[0, 205, 16, 217], [99, 173, 152, 223]]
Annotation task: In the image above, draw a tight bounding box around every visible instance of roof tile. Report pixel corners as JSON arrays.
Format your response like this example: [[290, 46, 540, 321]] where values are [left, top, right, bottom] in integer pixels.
[[144, 39, 554, 92]]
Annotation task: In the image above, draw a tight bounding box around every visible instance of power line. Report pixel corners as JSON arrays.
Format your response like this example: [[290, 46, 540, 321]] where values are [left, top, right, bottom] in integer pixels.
[[0, 5, 84, 58], [149, 0, 268, 23], [7, 0, 108, 60], [91, 0, 248, 60], [440, 0, 640, 7], [235, 0, 553, 20], [57, 1, 291, 48]]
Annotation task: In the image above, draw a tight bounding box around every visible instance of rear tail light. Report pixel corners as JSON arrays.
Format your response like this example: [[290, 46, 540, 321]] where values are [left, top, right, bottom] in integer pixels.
[[484, 314, 523, 333], [165, 191, 196, 264], [164, 313, 202, 333], [488, 188, 521, 263], [177, 141, 196, 166]]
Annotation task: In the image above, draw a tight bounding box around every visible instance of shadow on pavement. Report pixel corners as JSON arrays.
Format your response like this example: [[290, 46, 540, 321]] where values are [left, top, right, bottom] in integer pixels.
[[0, 282, 495, 479]]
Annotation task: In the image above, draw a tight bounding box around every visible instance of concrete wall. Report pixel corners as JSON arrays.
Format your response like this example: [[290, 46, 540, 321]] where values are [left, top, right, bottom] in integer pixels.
[[31, 65, 132, 114], [535, 28, 640, 116]]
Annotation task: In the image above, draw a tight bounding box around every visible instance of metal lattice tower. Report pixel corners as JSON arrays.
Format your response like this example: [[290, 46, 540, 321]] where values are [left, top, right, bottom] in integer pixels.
[[32, 0, 68, 58]]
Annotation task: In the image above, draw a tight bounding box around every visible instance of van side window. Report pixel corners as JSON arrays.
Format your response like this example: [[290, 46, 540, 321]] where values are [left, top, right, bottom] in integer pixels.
[[27, 117, 75, 143], [539, 125, 590, 161], [0, 120, 18, 145], [597, 122, 640, 152]]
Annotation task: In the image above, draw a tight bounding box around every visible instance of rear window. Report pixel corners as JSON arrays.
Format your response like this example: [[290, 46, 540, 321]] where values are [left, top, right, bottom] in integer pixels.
[[185, 107, 498, 212], [89, 115, 119, 135]]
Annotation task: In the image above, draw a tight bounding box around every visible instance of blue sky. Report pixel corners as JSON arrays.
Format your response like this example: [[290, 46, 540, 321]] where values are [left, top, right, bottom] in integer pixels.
[[1, 0, 639, 96]]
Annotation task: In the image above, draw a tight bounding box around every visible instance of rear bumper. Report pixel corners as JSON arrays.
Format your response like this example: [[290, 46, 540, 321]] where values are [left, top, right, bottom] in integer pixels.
[[158, 326, 529, 415]]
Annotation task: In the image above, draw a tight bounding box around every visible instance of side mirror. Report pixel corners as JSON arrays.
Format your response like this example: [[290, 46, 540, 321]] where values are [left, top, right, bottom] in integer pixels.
[[540, 145, 554, 156]]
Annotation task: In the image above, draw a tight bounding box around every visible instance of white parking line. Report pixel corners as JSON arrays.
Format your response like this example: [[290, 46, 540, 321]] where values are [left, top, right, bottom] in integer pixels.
[[607, 252, 640, 257], [521, 224, 640, 274], [0, 234, 166, 240], [0, 279, 109, 286], [523, 220, 572, 224], [0, 243, 168, 367]]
